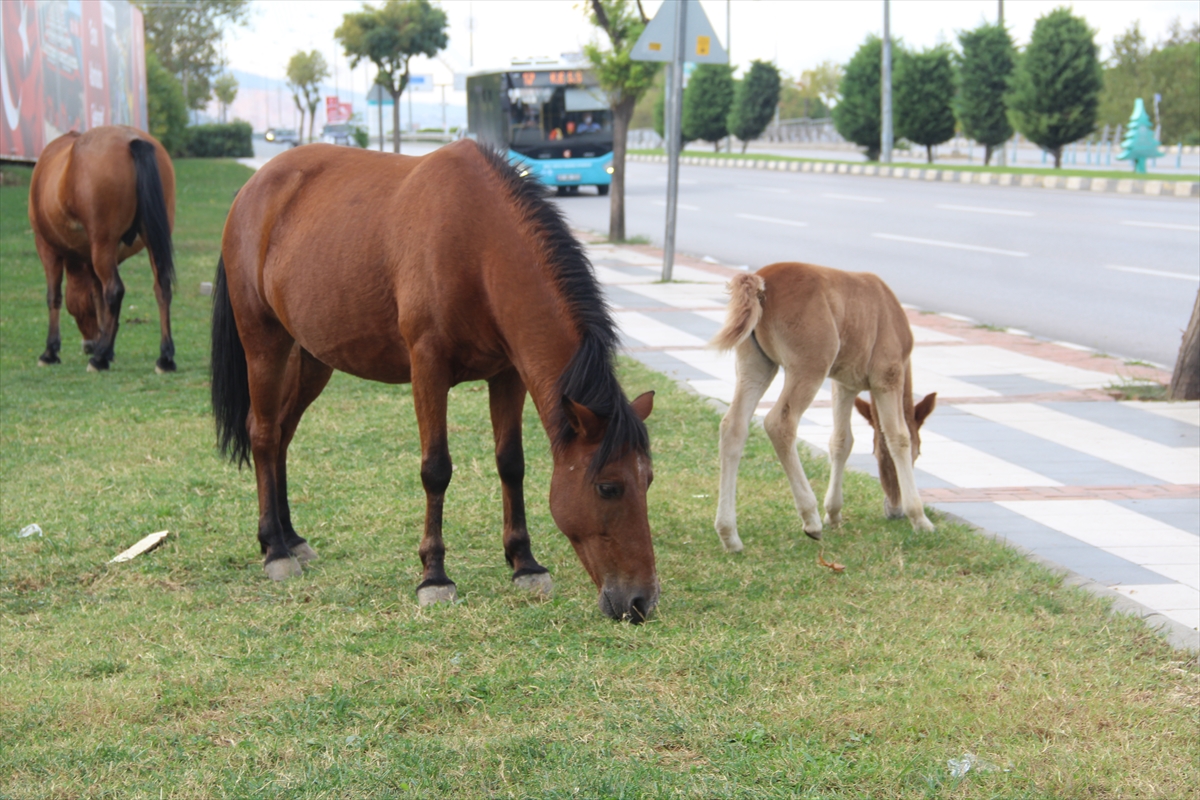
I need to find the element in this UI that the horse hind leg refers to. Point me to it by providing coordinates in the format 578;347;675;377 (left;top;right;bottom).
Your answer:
489;367;551;597
275;347;334;566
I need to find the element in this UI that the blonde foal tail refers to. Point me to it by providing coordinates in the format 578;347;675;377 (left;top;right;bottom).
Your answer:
710;272;765;351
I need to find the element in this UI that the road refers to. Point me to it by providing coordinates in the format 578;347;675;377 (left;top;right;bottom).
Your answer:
550;161;1200;367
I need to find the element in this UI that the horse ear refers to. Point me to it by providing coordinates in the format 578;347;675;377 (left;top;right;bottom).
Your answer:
562;396;605;443
854;397;875;427
914;392;937;426
630;391;654;421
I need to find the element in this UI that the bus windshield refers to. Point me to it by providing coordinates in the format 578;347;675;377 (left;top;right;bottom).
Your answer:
504;71;611;155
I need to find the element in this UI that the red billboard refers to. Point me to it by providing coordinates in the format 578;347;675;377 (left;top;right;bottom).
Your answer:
2;0;148;161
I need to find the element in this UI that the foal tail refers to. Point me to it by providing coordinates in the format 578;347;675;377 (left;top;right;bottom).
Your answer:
211;257;252;467
710;272;766;351
129;139;175;292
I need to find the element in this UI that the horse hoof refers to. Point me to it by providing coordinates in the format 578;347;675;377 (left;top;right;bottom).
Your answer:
289;542;318;564
155;359;177;374
513;571;553;597
264;556;302;581
86;362;102;373
417;584;457;607
805;528;822;541
720;534;744;553
824;512;842;527
37;357;58;367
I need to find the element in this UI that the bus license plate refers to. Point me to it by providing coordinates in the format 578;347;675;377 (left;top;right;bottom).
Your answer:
557;173;581;182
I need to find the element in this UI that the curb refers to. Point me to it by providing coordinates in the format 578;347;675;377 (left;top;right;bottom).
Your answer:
627;154;1200;198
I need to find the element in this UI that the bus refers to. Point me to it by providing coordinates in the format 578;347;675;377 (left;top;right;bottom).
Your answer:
467;57;613;195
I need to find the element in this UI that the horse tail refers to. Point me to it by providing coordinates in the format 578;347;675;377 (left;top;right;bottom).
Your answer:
211;256;251;467
129;138;175;292
710;272;766;351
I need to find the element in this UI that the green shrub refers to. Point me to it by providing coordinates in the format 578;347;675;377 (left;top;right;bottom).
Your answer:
352;126;370;148
182;121;253;158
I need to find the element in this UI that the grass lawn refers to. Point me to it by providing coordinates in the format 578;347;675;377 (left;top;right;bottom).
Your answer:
1;159;1197;799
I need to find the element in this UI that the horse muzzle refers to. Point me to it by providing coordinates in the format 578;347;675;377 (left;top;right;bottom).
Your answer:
599;578;660;623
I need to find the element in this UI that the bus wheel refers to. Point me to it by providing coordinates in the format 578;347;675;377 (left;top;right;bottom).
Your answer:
597;184;610;196
556;186;569;196
568;185;580;195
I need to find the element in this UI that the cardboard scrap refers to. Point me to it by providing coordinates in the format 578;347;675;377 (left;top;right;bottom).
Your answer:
818;552;845;573
109;530;169;563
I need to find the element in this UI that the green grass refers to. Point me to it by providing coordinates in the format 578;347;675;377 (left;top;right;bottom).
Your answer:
628;148;1199;182
2;159;1198;799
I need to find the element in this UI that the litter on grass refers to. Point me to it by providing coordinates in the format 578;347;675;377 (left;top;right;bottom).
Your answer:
109;530;169;563
17;524;43;538
948;753;1001;778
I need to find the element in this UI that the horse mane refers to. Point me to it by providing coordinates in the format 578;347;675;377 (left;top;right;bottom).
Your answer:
475;143;649;474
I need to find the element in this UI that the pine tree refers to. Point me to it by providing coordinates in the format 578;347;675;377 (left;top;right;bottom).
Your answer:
1006;8;1102;168
682;64;736;151
833;36;884;161
1117;98;1164;173
895;46;957;163
957;23;1015;165
728;61;781;153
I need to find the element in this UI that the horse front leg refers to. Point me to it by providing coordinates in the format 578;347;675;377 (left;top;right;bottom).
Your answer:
411;349;457;606
276;346;334;565
85;241;124;372
488;367;551;596
823;381;857;527
34;235;64;366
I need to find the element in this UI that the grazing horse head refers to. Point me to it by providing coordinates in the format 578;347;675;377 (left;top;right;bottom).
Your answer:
550;390;657;622
855;392;937;519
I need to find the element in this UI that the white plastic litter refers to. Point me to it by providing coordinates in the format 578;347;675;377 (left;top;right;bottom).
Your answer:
109;530;170;563
17;524;42;538
948;753;1000;778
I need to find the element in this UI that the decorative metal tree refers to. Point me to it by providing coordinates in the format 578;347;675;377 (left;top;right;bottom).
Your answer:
1116;98;1164;173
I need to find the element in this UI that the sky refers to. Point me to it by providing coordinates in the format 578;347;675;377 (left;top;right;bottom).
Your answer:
219;0;1199;130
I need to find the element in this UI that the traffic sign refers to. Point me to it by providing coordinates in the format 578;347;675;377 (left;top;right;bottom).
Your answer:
631;0;728;64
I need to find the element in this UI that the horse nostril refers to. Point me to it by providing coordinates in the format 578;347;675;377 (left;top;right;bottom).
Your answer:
628;596;648;624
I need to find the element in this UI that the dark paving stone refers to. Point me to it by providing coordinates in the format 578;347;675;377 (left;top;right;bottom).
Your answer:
604;285;664;310
628;350;715;381
641;310;722;341
1046;401;1200;449
958;374;1072;396
1111;498;1200;537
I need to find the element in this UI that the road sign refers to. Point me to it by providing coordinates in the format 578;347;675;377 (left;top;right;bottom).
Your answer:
407;74;435;92
631;0;728;64
367;85;394;106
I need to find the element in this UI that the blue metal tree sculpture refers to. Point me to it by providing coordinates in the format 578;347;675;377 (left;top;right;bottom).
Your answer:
1117;98;1164;174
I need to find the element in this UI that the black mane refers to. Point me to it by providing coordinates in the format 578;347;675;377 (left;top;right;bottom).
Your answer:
476;144;649;473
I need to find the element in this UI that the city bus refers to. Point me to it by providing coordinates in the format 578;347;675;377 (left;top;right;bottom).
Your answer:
466;57;613;195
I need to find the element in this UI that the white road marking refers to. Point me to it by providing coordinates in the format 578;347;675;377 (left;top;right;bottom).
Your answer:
1121;220;1200;232
735;213;808;227
936;203;1034;217
1107;265;1199;282
822;193;884;203
872;233;1028;257
652;200;700;210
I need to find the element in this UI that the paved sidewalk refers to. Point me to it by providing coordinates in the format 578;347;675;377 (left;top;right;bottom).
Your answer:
581;235;1199;652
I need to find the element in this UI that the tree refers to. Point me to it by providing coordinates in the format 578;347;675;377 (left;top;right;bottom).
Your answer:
1169;290;1200;401
798;61;842;113
146;51;188;156
833;36;885;161
728;60;781;152
957;22;1015;165
336;0;449;154
1099;20;1200;145
585;0;661;242
136;0;249;111
777;79;828;121
1007;8;1102;168
682;64;735;151
286;51;329;144
894;45;957;163
214;73;238;123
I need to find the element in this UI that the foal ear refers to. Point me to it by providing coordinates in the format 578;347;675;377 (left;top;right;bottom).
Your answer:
914;392;937;427
630;391;654;421
854;397;875;427
562;396;606;443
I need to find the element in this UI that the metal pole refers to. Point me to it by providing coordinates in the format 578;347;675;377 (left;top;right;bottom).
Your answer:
880;0;892;164
662;0;688;282
995;1;1007;167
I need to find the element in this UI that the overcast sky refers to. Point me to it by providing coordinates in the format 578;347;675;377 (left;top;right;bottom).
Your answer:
224;0;1199;103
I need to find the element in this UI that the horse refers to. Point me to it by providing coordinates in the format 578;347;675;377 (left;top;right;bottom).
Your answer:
27;126;176;372
210;140;659;622
710;263;937;552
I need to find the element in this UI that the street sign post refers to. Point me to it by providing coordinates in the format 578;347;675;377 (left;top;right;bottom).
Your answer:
632;0;728;281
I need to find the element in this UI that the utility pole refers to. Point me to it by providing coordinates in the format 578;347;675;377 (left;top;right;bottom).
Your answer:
880;0;893;164
662;0;688;281
996;0;1007;166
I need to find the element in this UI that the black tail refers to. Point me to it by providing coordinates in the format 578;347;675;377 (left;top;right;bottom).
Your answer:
211;257;251;467
128;138;175;293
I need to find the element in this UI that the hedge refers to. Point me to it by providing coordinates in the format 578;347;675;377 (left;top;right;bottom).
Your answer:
182;122;253;158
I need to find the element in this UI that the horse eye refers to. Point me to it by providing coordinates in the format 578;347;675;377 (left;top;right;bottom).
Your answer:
595;483;623;500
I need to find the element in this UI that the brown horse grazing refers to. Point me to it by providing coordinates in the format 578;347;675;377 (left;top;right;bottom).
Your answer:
211;140;659;622
28;126;176;372
710;263;937;551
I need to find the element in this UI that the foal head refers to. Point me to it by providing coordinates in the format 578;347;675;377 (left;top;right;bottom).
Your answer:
549;391;658;623
854;393;937;518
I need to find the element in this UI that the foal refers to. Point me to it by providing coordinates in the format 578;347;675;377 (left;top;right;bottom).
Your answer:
710;262;937;552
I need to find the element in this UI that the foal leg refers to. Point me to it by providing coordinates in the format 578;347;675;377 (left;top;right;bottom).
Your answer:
714;338;778;552
150;254;176;374
871;388;934;533
763;368;826;540
34;235;65;366
410;347;457;606
275;346;334;565
85;240;124;371
489;367;551;596
823;381;857;526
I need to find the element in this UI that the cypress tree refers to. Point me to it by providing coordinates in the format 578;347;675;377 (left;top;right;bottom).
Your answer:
957;23;1015;165
728;60;781;153
833;36;884;161
682;64;736;151
1007;8;1102;168
895;46;957;163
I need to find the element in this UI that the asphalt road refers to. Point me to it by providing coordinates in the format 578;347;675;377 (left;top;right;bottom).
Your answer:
550;162;1200;367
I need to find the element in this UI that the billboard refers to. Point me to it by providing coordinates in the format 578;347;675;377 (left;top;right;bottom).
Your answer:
2;0;148;161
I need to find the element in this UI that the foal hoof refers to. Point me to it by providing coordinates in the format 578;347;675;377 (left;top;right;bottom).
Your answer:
805;528;822;541
289;542;318;564
264;556;303;581
417;583;458;607
513;571;553;597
